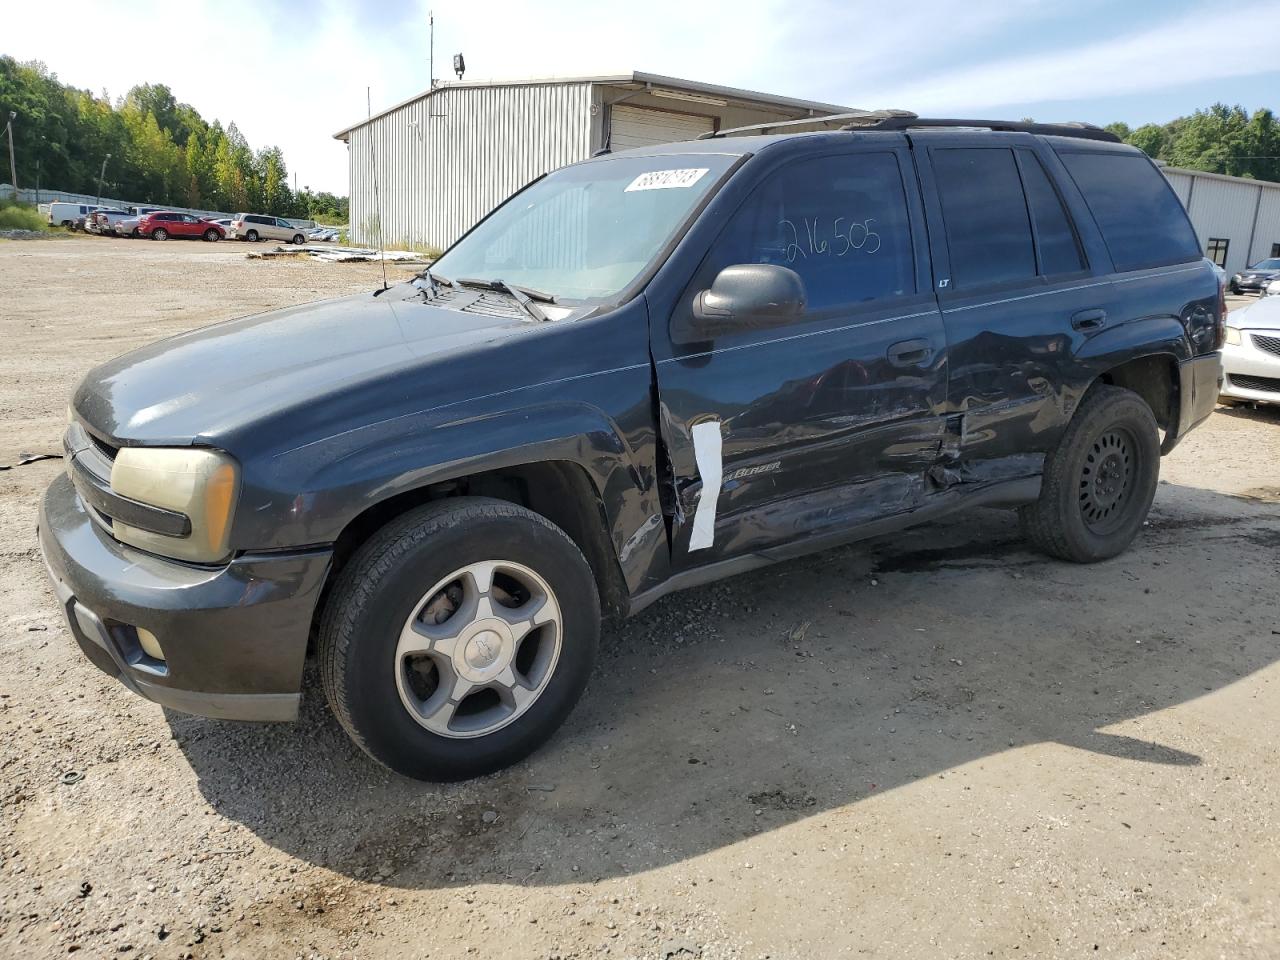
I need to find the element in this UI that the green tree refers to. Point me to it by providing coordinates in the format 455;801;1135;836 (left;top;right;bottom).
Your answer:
0;55;343;216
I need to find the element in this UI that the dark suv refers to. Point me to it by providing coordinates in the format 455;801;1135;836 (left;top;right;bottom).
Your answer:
40;113;1223;781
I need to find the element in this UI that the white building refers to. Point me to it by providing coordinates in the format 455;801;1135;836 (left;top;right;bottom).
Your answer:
1161;167;1280;275
333;72;850;250
334;73;1280;272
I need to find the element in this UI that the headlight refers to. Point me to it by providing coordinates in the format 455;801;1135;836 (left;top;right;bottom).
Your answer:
109;448;240;563
1224;325;1241;346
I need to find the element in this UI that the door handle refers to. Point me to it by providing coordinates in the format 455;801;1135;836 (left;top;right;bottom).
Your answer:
1071;308;1107;331
887;338;932;368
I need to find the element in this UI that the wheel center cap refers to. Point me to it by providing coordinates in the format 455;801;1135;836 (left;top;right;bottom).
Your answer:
466;630;503;669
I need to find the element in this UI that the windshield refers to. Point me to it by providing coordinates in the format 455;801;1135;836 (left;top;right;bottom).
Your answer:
431;153;737;301
1250;259;1280;270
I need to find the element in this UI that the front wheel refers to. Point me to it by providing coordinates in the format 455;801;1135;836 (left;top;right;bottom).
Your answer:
1019;384;1160;563
319;498;600;781
204;228;220;242
291;233;305;245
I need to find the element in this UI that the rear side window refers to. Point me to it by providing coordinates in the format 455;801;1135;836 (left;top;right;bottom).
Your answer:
1058;151;1200;272
704;151;917;311
932;148;1036;289
1016;149;1085;275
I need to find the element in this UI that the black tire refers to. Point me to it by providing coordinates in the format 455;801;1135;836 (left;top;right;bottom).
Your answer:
152;227;168;241
319;497;600;781
1228;281;1239;295
1019;384;1160;563
291;233;305;245
246;229;259;242
204;228;220;242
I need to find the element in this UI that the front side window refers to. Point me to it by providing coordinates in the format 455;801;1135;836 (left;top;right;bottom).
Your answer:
932;147;1036;290
1058;150;1200;272
699;151;916;311
431;154;737;302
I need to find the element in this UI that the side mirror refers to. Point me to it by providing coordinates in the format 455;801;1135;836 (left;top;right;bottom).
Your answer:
677;264;806;343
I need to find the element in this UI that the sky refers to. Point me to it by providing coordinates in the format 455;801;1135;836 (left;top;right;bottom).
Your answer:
7;0;1279;196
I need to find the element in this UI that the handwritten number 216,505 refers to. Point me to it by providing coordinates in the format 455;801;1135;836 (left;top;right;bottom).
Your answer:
781;217;880;262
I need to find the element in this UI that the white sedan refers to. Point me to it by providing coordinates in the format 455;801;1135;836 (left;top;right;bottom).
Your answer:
1221;295;1280;406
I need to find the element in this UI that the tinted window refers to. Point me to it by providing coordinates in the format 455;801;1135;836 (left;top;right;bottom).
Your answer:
704;152;916;311
1059;151;1200;272
277;218;291;228
1016;149;1084;275
932;148;1035;289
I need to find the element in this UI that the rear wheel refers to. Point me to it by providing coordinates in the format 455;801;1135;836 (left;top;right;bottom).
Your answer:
151;227;168;241
245;229;259;242
1019;384;1160;563
319;498;600;781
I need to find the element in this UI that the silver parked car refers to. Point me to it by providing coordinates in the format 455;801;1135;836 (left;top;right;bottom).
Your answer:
1221;295;1280;405
226;213;307;244
112;216;142;238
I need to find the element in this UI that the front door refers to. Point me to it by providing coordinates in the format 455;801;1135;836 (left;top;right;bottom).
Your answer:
652;141;948;567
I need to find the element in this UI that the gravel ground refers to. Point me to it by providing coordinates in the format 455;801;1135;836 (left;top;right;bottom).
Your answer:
1;236;1279;960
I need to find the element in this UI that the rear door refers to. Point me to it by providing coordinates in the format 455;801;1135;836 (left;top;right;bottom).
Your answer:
917;134;1101;473
653;140;948;566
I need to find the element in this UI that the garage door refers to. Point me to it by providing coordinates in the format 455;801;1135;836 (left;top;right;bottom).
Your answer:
609;104;716;151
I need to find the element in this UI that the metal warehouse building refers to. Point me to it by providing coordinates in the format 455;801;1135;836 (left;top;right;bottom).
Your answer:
335;72;1280;273
1161;167;1280;275
334;72;849;249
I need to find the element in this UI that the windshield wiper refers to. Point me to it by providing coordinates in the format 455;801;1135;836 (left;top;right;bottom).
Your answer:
455;277;556;321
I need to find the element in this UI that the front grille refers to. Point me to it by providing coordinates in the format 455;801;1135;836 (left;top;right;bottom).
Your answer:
1251;333;1280;358
88;432;119;462
1228;373;1280;394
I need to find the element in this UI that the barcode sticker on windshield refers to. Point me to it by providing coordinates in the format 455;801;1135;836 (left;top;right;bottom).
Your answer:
625;168;710;192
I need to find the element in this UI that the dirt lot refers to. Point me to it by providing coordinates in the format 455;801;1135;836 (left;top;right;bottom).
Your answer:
1;236;1278;960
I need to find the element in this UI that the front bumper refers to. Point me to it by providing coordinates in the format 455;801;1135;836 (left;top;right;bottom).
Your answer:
1221;332;1280;404
38;473;332;722
1232;276;1275;293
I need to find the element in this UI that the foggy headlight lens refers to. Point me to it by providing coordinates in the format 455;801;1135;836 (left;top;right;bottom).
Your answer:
1224;326;1241;346
109;448;240;563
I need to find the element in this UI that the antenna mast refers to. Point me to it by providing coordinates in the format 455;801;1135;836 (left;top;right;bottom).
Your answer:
429;11;435;89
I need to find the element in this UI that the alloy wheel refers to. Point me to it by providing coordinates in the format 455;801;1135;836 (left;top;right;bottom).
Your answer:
394;560;563;738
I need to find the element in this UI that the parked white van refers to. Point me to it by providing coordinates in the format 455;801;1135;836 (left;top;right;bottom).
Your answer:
46;202;101;228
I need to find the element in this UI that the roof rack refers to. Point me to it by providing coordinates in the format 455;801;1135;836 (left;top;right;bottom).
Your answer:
701;110;1121;144
697;109;915;139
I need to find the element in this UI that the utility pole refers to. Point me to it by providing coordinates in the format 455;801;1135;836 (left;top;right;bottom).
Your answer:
5;112;16;195
429;11;435;89
35;158;40;204
96;153;111;207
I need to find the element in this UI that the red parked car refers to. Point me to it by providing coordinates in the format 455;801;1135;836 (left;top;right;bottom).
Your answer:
138;211;225;242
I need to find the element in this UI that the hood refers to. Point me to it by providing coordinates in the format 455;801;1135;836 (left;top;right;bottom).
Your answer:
74;284;535;447
1232;295;1280;332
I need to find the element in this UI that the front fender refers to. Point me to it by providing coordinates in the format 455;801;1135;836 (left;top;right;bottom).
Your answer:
233;392;656;556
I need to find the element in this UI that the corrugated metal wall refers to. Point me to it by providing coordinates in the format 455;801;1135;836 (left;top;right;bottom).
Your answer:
1252;188;1280;263
1161;168;1280;273
347;82;594;249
